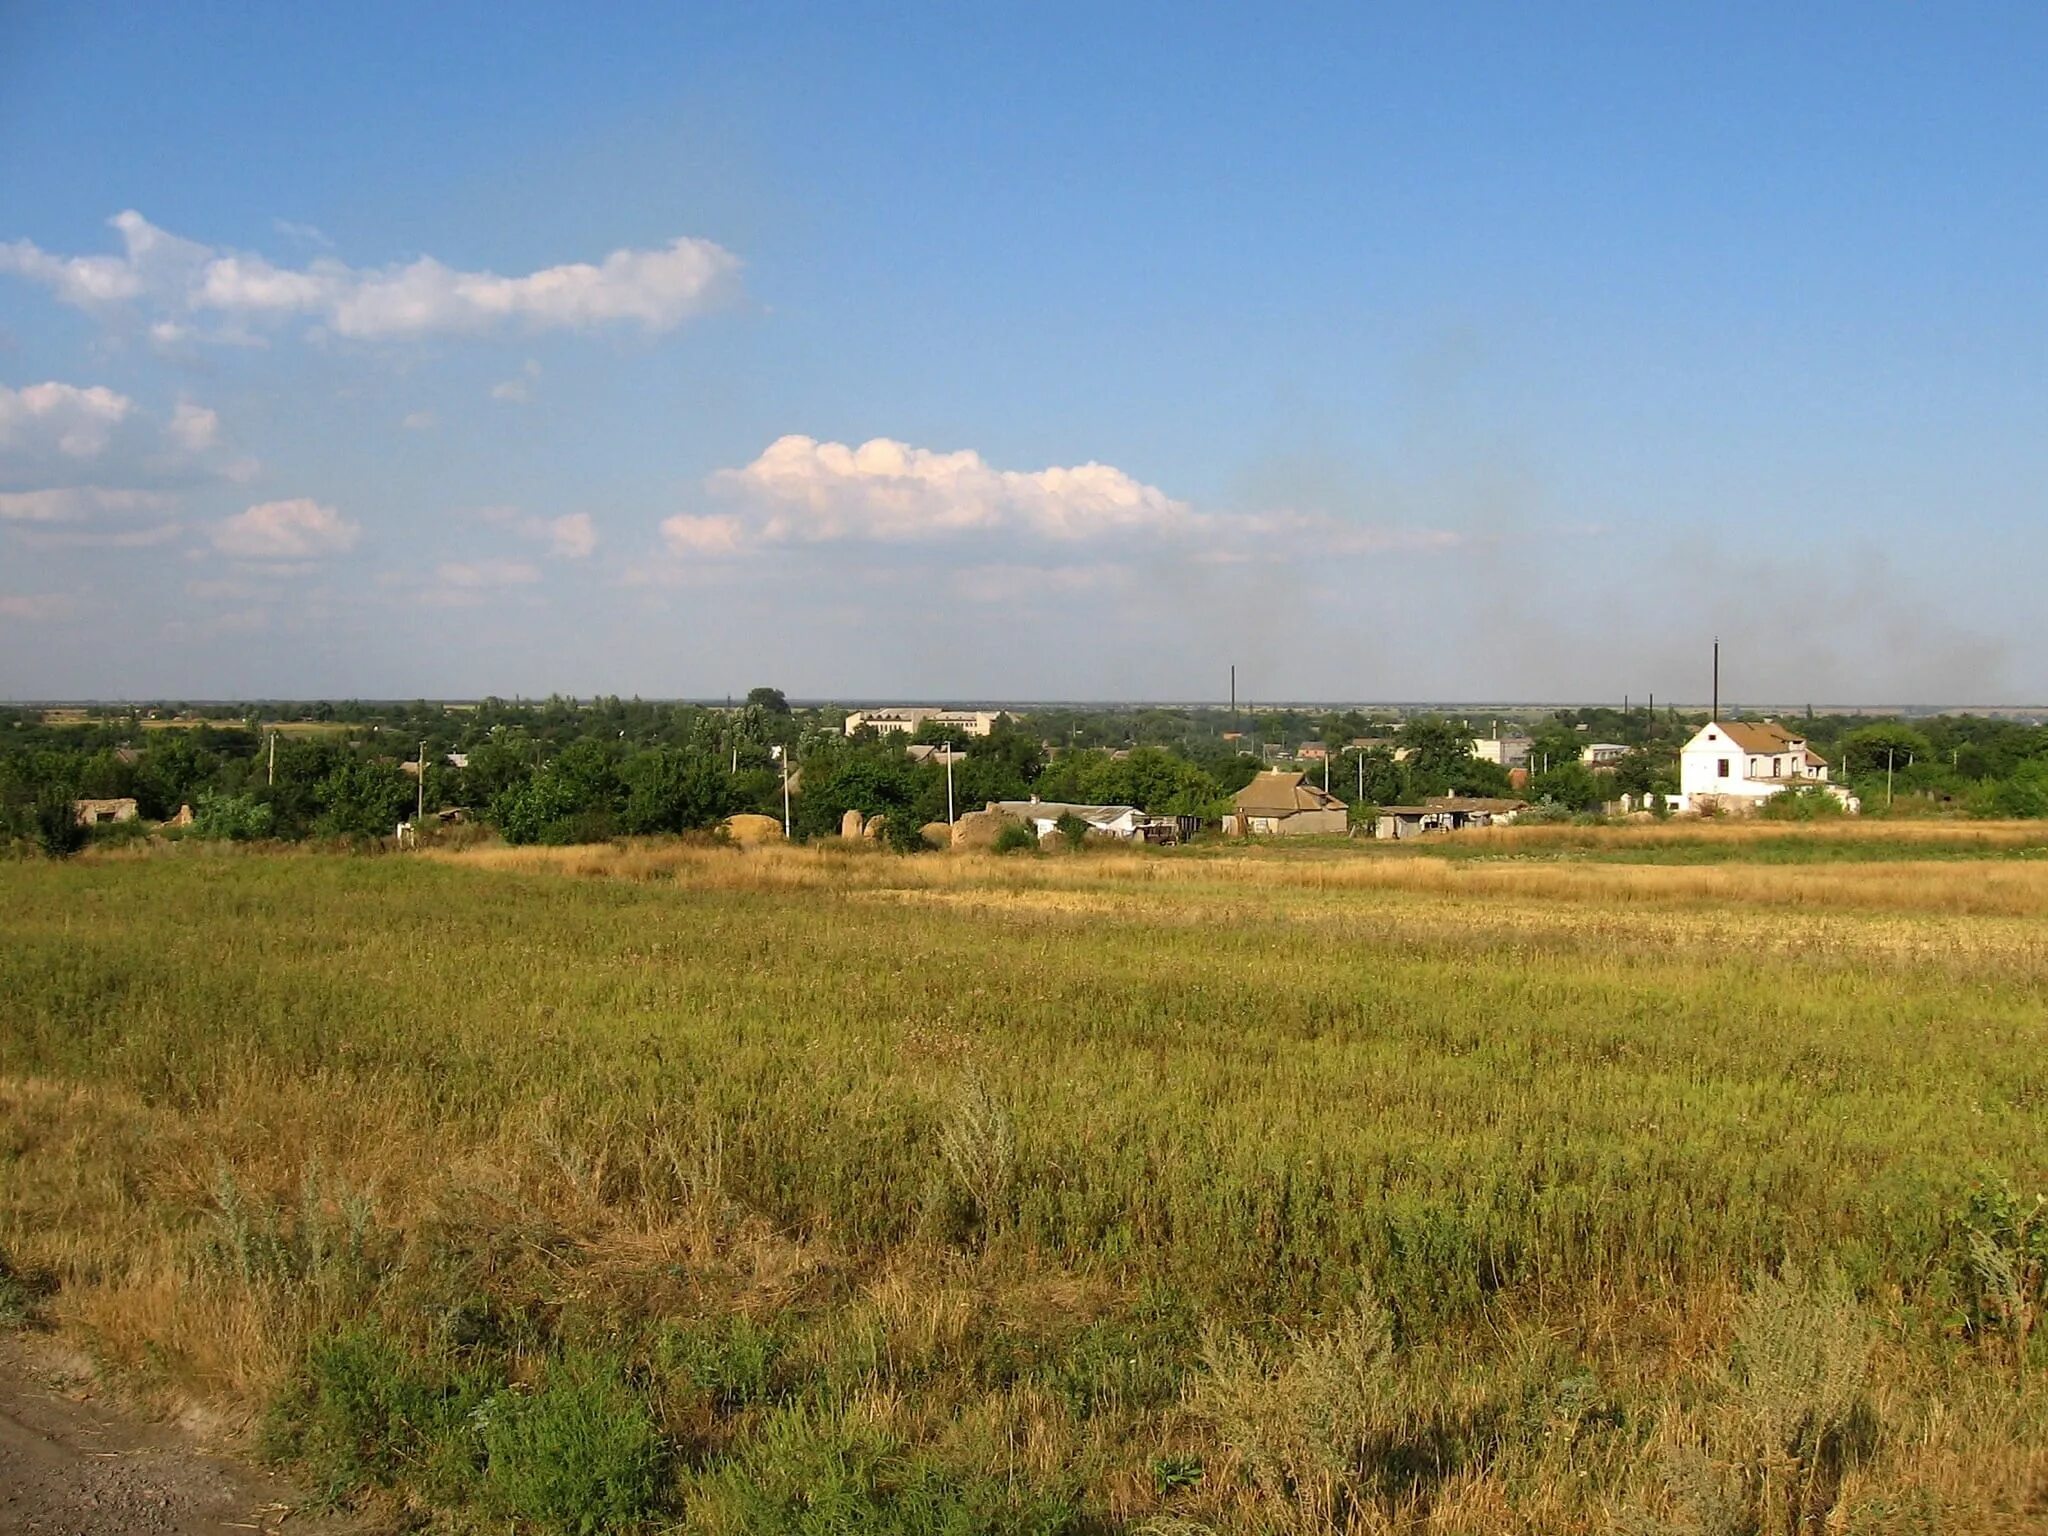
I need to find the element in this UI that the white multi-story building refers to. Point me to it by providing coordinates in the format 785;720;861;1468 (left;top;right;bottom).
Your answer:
843;707;1001;738
1675;720;1857;813
1471;736;1532;767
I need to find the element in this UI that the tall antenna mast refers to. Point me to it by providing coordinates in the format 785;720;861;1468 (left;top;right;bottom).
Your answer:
1712;638;1720;721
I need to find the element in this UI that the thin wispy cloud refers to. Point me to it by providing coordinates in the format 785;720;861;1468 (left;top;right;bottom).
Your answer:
0;211;742;343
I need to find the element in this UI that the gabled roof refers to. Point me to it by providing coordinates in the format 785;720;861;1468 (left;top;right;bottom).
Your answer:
1233;770;1346;814
1695;718;1820;757
1422;796;1531;813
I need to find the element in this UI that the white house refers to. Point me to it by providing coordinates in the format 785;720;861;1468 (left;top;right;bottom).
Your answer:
844;708;1000;738
1471;736;1532;767
1580;742;1630;767
987;799;1178;843
1676;720;1857;813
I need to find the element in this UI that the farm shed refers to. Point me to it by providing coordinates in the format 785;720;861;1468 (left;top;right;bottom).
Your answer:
73;797;139;826
1226;771;1349;836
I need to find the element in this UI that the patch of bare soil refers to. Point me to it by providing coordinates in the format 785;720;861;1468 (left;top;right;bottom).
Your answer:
0;1336;358;1536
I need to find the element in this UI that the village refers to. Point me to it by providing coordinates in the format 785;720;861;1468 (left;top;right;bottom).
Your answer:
14;688;1934;857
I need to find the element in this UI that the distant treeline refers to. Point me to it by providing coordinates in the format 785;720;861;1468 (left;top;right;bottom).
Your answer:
4;694;2046;853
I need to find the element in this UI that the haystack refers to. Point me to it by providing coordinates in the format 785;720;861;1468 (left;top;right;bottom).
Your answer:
861;813;888;841
919;821;952;849
950;807;1019;849
722;813;784;845
840;808;866;839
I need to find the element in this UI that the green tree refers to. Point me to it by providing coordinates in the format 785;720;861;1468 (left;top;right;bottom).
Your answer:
33;792;87;858
746;686;791;715
620;750;735;834
1397;716;1475;784
315;759;415;838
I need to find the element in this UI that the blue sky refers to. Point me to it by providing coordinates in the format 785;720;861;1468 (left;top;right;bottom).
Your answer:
2;3;2042;703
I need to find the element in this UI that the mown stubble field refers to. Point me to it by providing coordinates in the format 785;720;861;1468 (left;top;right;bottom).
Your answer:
3;824;2046;1533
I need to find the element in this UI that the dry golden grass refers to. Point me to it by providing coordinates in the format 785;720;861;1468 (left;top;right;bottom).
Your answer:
7;823;2048;1533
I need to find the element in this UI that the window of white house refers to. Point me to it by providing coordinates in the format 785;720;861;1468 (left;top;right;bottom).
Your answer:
1717;759;1730;777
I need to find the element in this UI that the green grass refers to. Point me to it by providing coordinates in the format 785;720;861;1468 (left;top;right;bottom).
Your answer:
3;840;2047;1532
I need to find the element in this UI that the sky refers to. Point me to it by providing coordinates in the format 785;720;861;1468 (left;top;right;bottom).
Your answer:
2;3;2044;704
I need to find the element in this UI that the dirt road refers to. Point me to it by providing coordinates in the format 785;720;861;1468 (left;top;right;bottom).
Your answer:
0;1336;355;1536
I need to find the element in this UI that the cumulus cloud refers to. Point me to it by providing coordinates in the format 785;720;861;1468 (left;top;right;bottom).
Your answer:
1;210;741;342
715;435;1194;544
210;498;360;560
659;512;748;556
680;435;1466;565
167;399;220;452
401;410;436;431
540;512;596;559
476;505;597;559
0;381;133;459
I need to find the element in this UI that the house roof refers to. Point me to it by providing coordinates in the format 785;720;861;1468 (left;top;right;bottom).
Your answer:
1422;796;1530;813
989;800;1144;826
1706;719;1826;762
1233;770;1346;814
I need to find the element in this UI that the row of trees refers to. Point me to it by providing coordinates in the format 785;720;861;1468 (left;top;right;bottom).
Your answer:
8;698;2048;853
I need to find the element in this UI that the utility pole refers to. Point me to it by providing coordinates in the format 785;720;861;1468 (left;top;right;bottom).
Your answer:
1712;637;1720;722
946;738;957;826
1357;749;1364;803
267;730;276;787
1886;749;1896;808
781;746;791;839
416;739;425;826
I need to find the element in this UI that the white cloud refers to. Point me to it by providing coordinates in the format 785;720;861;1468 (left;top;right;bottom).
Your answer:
689;434;1471;567
0;592;79;622
475;504;597;559
13;521;183;550
210;498;360;560
540;512;596;559
168;399;220;452
0;487;176;523
401;410;437;431
435;558;540;589
715;435;1195;545
660;512;747;556
0;381;133;459
490;360;541;403
2;210;741;341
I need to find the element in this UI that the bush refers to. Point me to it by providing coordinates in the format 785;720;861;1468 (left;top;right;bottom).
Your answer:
1760;785;1846;821
32;794;85;858
1052;812;1090;850
479;1351;667;1535
266;1327;495;1505
191;790;275;841
992;822;1037;855
681;1404;1078;1536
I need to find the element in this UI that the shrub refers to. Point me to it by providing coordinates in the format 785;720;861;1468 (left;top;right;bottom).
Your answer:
1723;1266;1877;1533
658;1314;788;1410
31;794;85;858
190;789;274;841
1053;811;1090;850
1760;785;1847;821
680;1404;1078;1536
479;1351;668;1535
992;821;1037;855
266;1327;495;1504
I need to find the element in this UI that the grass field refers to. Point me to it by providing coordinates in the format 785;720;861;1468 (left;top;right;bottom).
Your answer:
3;826;2047;1533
